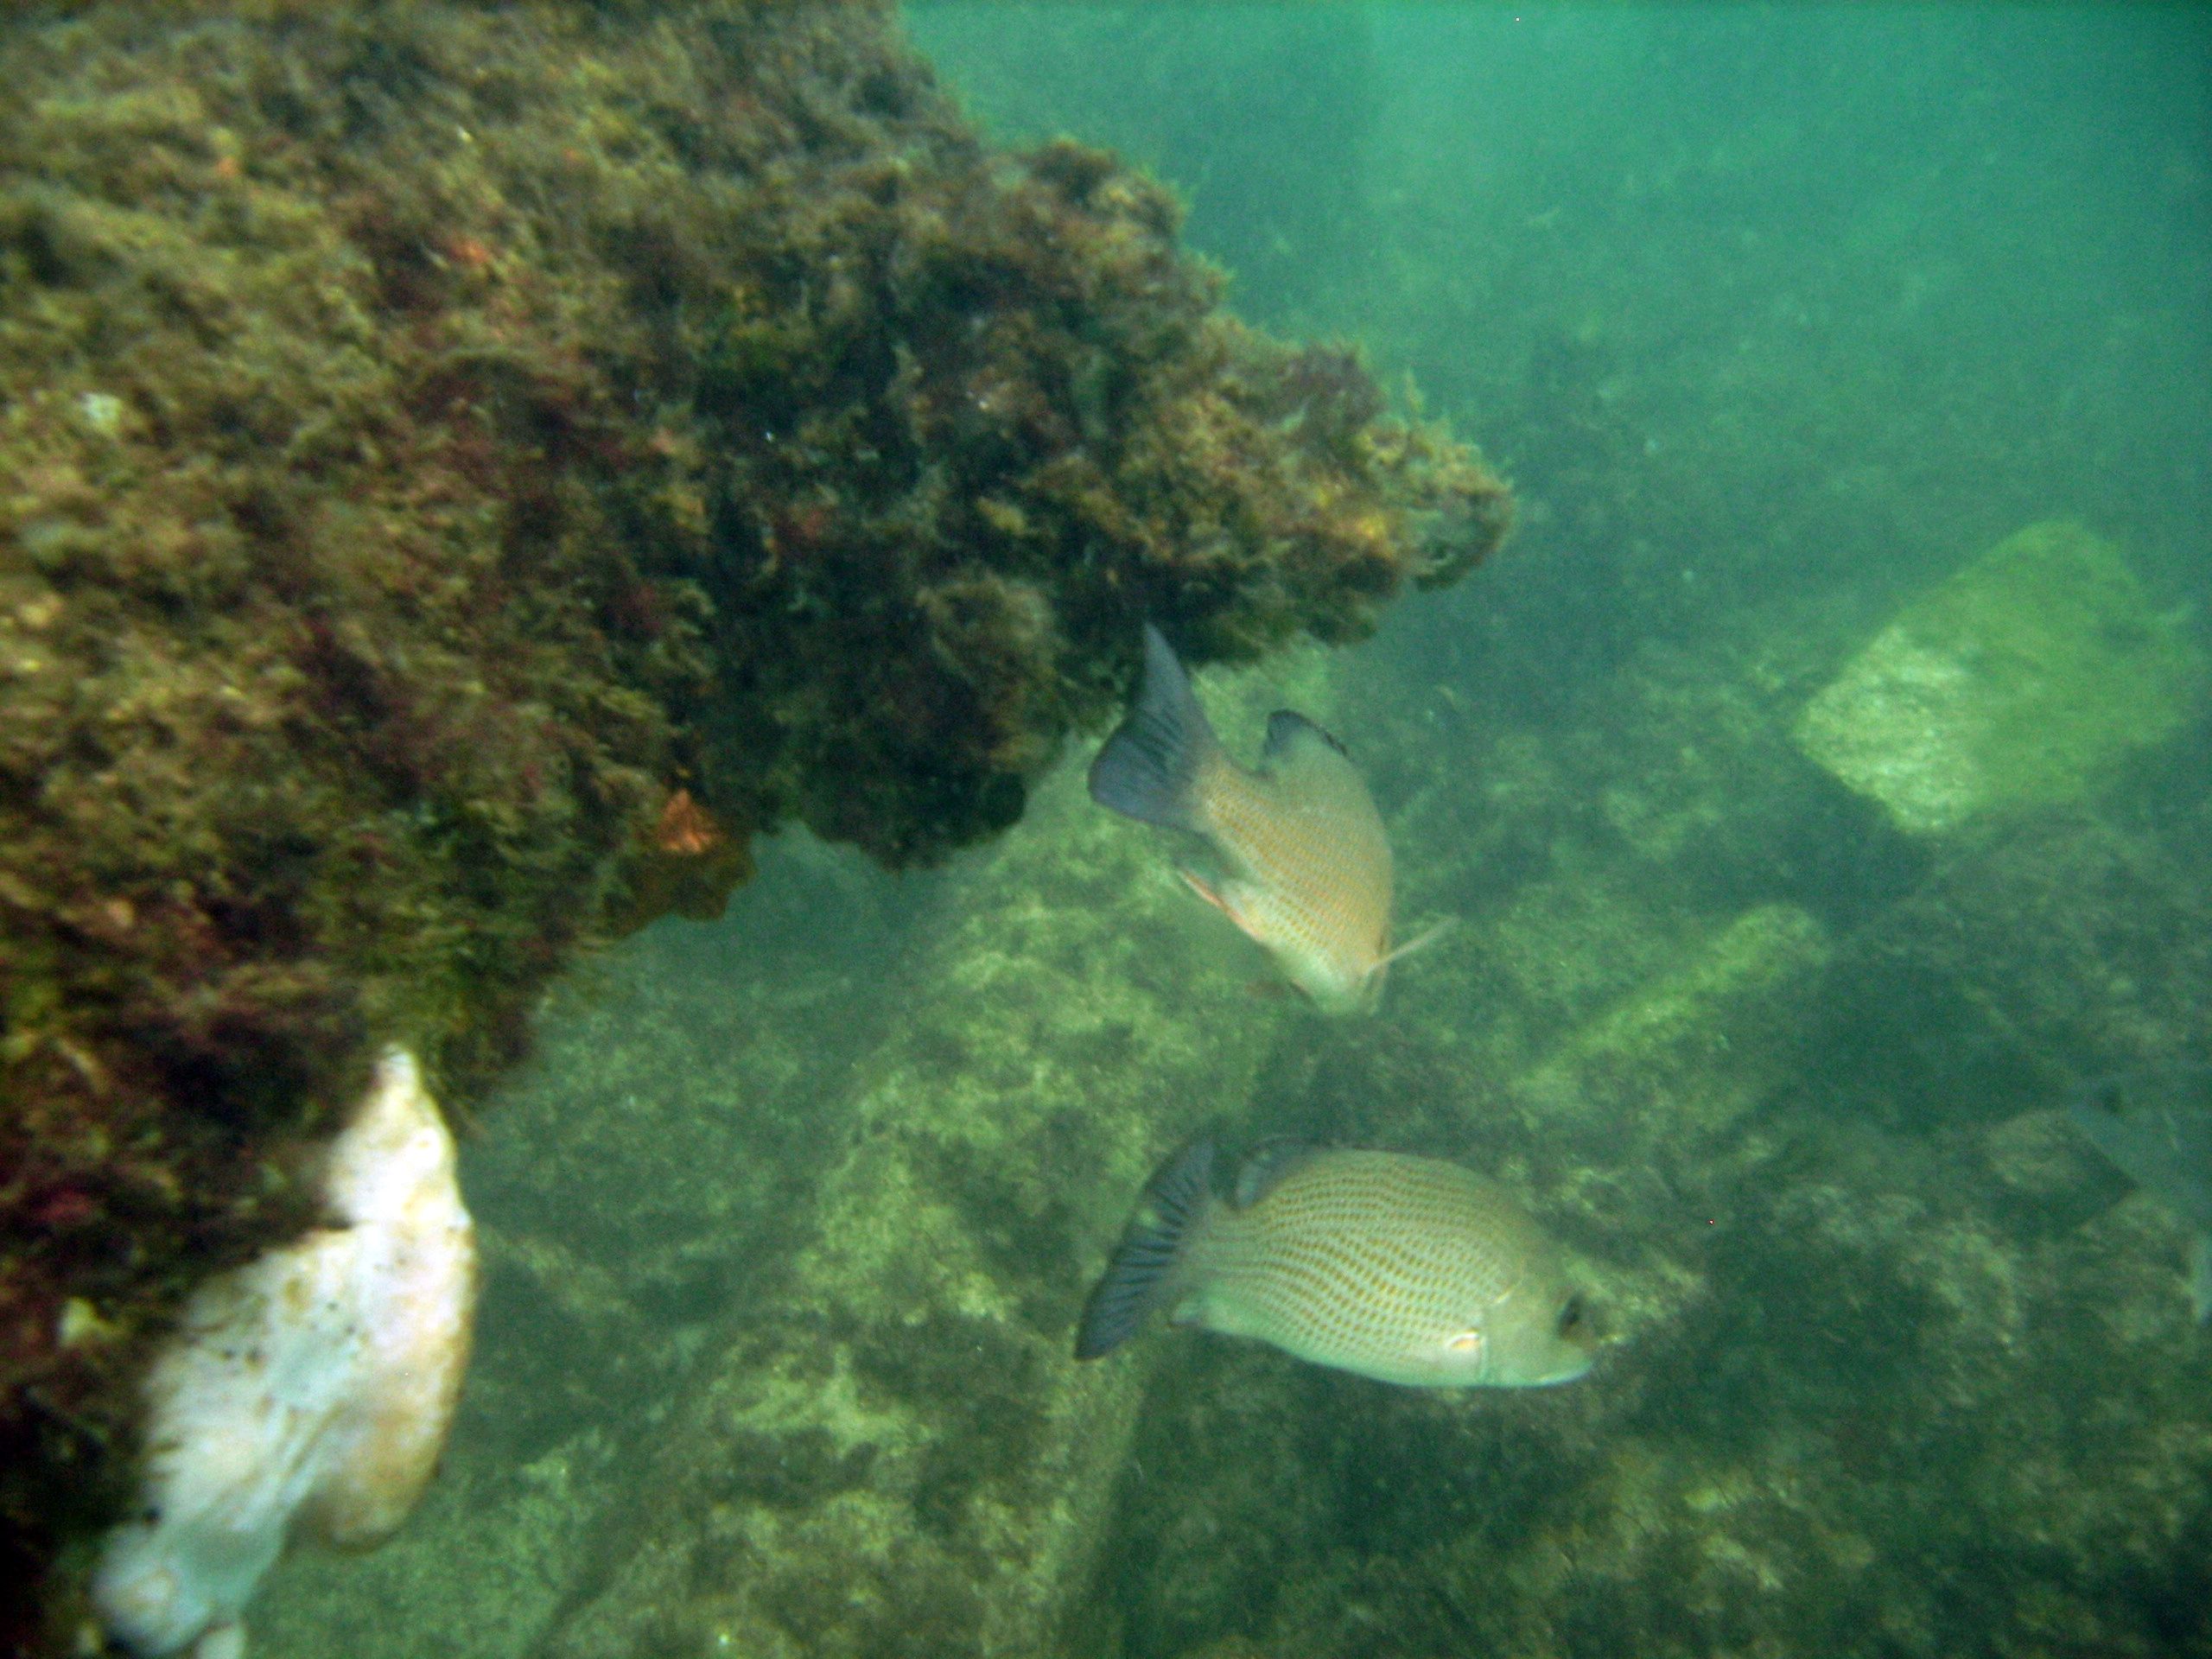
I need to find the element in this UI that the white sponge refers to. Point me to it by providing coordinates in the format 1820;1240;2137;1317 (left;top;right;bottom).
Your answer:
95;1049;478;1658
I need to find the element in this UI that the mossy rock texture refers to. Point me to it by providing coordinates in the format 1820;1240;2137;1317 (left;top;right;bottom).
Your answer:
538;721;1305;1659
0;1;1505;1637
1078;626;2211;1659
1795;520;2202;836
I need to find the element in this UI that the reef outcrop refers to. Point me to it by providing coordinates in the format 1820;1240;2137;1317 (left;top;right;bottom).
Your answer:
539;736;1303;1659
0;1;1506;1638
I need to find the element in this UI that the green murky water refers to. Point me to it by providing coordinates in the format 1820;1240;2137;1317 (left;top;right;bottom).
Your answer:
254;6;2210;1656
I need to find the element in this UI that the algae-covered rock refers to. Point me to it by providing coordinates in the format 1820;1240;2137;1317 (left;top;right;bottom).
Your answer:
1510;901;1832;1151
0;1;1505;1626
1094;810;2212;1659
539;690;1307;1659
1079;601;2211;1659
245;826;933;1659
1084;889;1830;1659
1796;521;2202;835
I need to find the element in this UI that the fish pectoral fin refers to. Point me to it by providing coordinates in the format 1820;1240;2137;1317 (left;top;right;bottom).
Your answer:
1179;871;1267;944
1373;915;1458;973
1166;1292;1207;1329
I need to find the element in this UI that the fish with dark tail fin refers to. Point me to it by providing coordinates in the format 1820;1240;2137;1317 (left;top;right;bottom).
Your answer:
1089;626;1446;1014
2068;1064;2212;1323
1077;1140;1595;1389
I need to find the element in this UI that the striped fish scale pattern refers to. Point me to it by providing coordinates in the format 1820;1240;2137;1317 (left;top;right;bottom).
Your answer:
1082;632;1592;1389
1199;739;1392;994
1087;626;1406;1013
1192;1152;1537;1383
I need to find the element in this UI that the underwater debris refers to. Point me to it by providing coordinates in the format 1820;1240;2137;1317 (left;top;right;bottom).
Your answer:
92;1049;474;1659
0;0;1506;1638
534;760;1307;1659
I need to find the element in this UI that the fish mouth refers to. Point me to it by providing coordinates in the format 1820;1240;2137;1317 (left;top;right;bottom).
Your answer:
1509;1344;1596;1388
1546;1346;1598;1384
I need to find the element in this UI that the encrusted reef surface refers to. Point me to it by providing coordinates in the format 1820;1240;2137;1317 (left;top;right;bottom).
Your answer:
1796;520;2202;837
532;663;1321;1659
1063;593;2211;1659
248;830;939;1659
225;599;2208;1659
0;0;1504;1633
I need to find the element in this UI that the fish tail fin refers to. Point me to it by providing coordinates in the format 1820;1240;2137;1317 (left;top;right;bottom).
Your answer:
1089;625;1221;833
1076;1138;1216;1360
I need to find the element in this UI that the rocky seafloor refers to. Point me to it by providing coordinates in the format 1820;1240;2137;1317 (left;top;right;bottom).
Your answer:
250;581;2209;1657
13;3;2206;1655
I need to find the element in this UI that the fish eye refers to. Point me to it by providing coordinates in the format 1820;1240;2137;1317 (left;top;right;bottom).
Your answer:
1555;1295;1586;1339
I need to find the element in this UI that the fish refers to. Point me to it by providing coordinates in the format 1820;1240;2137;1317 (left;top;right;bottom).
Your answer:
2067;1063;2212;1323
1076;1139;1596;1389
1088;625;1445;1014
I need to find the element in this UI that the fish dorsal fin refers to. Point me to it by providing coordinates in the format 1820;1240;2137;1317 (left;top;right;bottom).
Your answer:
1234;1137;1321;1211
1262;709;1349;765
1256;711;1377;830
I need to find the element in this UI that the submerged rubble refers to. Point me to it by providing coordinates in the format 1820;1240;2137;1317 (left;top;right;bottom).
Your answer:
1795;520;2202;836
1065;617;2211;1659
542;752;1299;1659
237;617;2210;1659
0;1;1504;1638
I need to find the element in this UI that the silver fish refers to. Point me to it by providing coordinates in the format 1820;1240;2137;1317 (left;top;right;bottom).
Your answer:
1088;626;1446;1014
1077;1140;1596;1388
2069;1063;2212;1322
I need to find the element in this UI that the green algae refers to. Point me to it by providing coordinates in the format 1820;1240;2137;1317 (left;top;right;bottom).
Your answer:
16;8;2205;1658
246;824;932;1659
252;1427;620;1659
0;2;1504;1621
235;649;1352;1659
1086;883;1835;1657
220;601;2212;1659
1510;901;1833;1148
1796;521;2203;836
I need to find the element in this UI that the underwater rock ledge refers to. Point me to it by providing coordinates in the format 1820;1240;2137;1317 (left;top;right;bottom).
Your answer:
0;0;1507;1638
